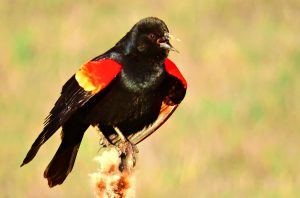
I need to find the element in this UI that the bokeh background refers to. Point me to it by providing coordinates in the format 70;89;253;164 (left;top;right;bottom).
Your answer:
1;0;300;197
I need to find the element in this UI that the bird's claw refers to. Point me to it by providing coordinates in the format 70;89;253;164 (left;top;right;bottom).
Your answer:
118;141;138;172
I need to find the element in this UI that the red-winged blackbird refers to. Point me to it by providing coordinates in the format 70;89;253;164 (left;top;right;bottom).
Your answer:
21;17;187;187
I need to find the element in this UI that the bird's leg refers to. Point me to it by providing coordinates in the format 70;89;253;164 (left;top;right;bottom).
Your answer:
95;125;113;153
113;127;139;172
113;127;126;142
113;127;139;153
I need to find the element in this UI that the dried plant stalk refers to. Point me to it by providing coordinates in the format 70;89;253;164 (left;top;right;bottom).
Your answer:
90;142;137;198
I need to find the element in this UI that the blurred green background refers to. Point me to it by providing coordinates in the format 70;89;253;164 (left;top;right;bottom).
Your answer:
1;0;300;197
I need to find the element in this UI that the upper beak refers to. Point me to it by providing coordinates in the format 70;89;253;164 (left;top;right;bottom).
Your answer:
164;32;181;41
158;33;180;53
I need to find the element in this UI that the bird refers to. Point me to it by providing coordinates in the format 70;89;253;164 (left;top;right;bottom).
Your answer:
21;17;187;187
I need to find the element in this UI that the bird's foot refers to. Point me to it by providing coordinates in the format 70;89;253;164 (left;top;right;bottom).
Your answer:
96;135;113;154
118;141;138;172
112;127;139;171
99;135;111;148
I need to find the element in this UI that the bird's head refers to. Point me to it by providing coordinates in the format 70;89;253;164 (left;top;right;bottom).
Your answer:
120;17;178;61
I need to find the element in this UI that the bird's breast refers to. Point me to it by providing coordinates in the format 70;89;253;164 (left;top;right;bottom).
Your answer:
85;63;166;127
119;64;165;93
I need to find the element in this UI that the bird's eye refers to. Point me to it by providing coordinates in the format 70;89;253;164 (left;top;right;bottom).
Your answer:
148;33;156;40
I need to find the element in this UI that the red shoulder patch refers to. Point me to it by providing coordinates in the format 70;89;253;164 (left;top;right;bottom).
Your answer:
75;59;122;94
164;58;187;89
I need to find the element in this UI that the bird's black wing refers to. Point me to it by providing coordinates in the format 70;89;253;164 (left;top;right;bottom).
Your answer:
21;59;122;166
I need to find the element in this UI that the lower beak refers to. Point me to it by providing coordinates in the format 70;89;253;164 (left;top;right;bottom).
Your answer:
158;32;180;53
159;42;179;53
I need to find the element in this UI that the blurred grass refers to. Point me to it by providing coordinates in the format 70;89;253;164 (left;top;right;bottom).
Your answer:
0;0;300;197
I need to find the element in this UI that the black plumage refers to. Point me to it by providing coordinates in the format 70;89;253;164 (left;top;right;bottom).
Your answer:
21;17;187;187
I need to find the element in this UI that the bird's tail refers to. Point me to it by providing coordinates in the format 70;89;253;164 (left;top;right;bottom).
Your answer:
43;138;82;187
43;119;88;187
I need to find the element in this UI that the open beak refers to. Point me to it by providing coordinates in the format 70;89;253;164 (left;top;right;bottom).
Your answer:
158;33;180;53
